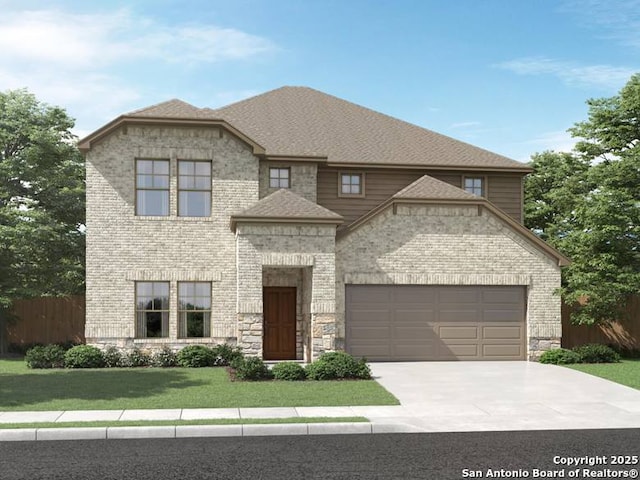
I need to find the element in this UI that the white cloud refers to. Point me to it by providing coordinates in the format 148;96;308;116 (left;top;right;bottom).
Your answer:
0;9;276;69
496;56;637;90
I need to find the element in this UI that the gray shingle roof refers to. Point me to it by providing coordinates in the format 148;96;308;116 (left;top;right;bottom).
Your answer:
233;189;343;220
393;175;479;201
209;86;528;170
127;99;212;119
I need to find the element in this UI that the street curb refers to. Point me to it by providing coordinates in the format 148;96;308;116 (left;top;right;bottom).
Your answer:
0;422;423;442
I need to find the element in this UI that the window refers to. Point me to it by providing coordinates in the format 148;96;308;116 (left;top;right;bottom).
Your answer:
339;172;364;196
178;282;211;338
135;282;169;338
179;160;211;217
464;177;484;196
269;167;290;188
136;160;169;216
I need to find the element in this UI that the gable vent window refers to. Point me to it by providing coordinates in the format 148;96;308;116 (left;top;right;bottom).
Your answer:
464;177;484;197
136;159;169;216
269;167;290;188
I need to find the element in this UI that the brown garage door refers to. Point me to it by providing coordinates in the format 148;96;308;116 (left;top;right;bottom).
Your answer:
345;285;526;361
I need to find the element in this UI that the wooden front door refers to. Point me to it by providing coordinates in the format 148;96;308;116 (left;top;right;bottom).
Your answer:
263;287;297;360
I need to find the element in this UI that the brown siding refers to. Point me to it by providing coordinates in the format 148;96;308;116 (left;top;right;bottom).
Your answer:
317;167;524;226
487;175;522;222
6;296;85;348
562;296;640;350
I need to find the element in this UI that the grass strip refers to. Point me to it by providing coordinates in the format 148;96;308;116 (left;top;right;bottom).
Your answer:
566;359;640;390
0;416;369;429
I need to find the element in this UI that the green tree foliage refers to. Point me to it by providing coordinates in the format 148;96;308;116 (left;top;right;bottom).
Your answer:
0;89;85;316
525;74;640;325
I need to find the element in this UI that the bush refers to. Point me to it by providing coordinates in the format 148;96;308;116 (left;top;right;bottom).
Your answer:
25;344;66;369
176;345;215;367
103;346;124;367
153;346;178;367
211;344;244;366
573;344;621;363
272;361;306;381
126;347;152;367
64;345;105;369
305;351;371;380
232;356;273;381
539;348;581;365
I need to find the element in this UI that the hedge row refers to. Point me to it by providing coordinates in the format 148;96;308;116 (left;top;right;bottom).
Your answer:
539;344;621;365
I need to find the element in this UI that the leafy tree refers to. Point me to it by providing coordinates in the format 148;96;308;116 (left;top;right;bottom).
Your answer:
0;89;85;331
525;74;640;325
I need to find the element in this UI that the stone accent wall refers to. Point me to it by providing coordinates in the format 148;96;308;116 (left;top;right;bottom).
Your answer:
235;223;337;360
259;162;318;202
85;125;259;348
336;204;562;360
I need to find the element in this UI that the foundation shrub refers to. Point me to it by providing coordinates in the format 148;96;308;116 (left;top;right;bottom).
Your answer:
272;361;306;381
25;344;66;369
64;345;105;369
176;345;215;367
539;348;581;365
573;344;621;363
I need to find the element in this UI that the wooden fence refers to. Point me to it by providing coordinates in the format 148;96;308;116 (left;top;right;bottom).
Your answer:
4;295;85;350
562;296;640;350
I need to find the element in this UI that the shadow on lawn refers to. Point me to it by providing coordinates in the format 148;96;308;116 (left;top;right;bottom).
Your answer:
0;368;206;408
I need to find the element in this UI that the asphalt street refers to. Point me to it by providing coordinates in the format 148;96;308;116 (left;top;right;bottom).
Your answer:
2;429;639;480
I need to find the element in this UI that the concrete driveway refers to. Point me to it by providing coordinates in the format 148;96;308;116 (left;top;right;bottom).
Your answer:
355;362;640;432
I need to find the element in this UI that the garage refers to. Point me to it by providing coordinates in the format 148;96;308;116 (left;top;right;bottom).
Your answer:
345;285;526;361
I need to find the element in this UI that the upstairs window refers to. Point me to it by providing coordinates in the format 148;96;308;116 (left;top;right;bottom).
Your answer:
179;160;211;217
178;282;211;338
135;282;169;338
339;172;364;197
269;167;290;188
136;159;169;216
464;177;484;197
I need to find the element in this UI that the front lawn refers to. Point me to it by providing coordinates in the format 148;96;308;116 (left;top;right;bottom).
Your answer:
566;359;640;390
0;358;398;411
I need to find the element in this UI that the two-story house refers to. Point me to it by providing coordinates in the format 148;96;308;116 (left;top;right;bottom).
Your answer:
79;86;568;362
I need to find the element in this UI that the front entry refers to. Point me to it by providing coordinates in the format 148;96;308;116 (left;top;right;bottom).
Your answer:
263;287;297;360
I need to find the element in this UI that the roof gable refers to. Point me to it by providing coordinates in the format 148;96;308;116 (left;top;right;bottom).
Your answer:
393;175;478;201
127;99;212;119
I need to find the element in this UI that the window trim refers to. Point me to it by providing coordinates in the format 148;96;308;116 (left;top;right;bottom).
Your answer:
177;159;212;217
462;175;487;197
135;281;170;338
135;158;170;216
337;171;366;198
178;281;212;338
269;166;291;189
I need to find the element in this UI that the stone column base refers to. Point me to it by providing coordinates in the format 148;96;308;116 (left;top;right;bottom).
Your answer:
311;313;336;360
528;337;561;361
237;313;263;357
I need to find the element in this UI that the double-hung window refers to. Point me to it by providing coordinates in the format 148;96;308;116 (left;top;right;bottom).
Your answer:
178;282;211;338
135;282;169;338
339;172;364;196
136;160;169;216
178;160;211;217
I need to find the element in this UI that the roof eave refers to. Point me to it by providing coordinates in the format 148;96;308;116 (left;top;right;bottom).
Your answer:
325;161;533;173
230;216;344;232
78;116;266;155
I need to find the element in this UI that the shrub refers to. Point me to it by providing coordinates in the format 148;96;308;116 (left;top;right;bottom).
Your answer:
573;344;621;364
211;343;244;366
127;347;152;367
539;348;581;365
64;345;105;369
25;344;66;369
153;346;178;367
272;361;306;381
103;346;124;367
176;345;215;367
305;351;372;380
233;356;273;381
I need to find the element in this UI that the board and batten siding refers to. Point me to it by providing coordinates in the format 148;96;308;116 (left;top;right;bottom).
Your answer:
316;167;524;226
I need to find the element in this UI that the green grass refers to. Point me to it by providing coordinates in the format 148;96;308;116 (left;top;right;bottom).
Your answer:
567;359;640;390
0;358;398;411
0;417;368;429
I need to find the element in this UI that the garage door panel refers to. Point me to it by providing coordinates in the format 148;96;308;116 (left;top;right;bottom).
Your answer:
346;285;526;361
438;325;479;340
483;326;522;339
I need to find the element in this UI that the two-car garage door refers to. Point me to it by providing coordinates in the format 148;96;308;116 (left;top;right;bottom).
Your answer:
345;285;526;361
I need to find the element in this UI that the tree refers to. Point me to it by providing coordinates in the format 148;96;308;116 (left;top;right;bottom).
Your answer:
0;89;84;325
525;74;640;324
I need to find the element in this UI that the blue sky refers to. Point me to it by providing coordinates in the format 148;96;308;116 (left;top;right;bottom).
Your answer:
1;0;638;162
